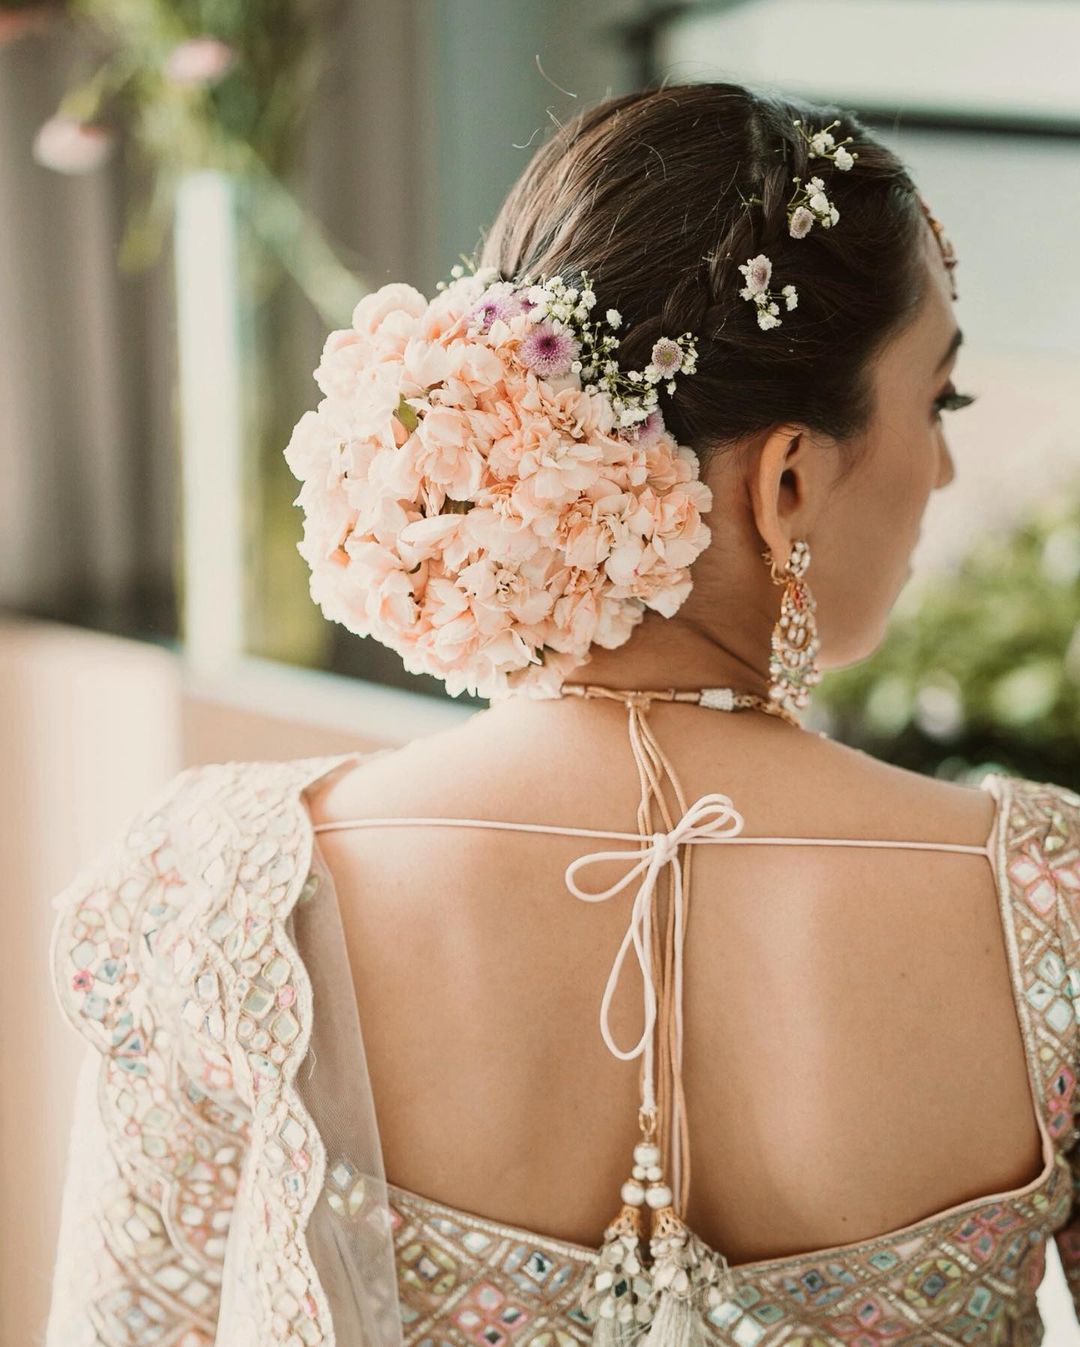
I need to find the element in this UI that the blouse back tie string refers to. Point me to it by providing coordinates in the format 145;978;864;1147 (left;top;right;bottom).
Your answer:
557;683;745;1339
560;687;745;1219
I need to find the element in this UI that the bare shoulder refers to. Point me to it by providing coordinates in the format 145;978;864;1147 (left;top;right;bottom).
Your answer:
796;730;1000;847
310;701;1000;852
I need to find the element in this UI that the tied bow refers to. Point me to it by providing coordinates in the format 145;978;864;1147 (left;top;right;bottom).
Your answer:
563;792;745;1077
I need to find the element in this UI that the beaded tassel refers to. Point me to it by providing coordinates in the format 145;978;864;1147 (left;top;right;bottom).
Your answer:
578;1142;655;1342
638;1125;735;1347
580;1133;738;1345
642;1204;736;1346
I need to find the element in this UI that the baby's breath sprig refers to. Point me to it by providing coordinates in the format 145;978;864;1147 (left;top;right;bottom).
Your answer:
434;253;498;291
785;174;839;238
737;254;797;331
786;119;856;239
792;118;858;171
734;119;859;331
506;268;698;432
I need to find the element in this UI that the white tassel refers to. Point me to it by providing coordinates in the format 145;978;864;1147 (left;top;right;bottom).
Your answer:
641;1206;736;1347
579;1202;655;1344
639;1291;703;1347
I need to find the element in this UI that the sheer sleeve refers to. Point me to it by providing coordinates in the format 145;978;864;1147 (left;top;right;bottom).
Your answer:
45;766;251;1347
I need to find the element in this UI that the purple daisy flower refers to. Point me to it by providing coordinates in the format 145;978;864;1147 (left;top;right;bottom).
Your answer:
467;283;522;330
517;320;580;378
619;407;665;445
637;408;666;443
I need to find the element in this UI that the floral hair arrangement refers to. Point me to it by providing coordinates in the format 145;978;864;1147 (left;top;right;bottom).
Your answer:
283;117;954;704
737;117;860;330
284;262;713;701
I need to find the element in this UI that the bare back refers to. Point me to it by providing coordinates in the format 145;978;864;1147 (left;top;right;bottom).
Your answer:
306;697;1041;1267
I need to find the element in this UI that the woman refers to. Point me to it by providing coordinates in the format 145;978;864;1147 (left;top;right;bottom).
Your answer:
46;82;1080;1346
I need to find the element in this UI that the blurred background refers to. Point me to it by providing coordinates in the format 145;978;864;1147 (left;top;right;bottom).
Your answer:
2;1;1078;1342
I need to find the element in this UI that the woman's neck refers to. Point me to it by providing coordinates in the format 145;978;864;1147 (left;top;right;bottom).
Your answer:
535;612;774;700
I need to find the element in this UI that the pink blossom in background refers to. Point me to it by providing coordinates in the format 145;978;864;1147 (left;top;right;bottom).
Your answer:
163;35;236;87
32;116;115;174
0;3;56;46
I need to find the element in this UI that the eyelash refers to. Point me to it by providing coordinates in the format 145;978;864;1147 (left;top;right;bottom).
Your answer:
932;384;978;420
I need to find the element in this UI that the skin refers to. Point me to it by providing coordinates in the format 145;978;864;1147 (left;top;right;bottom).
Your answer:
307;218;1044;1264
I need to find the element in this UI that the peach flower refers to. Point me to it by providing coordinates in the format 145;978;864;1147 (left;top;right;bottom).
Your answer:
284;270;714;700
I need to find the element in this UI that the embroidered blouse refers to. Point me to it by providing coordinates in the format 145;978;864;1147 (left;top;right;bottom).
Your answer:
44;746;1080;1347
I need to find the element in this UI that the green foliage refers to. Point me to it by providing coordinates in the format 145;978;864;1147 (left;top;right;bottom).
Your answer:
816;476;1080;789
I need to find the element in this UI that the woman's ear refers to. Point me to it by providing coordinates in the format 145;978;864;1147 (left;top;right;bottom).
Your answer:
746;423;836;569
747;425;804;568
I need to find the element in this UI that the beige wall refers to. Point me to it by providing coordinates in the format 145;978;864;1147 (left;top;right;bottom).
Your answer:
1;619;184;1347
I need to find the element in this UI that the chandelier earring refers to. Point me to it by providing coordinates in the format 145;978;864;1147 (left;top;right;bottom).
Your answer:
762;538;822;718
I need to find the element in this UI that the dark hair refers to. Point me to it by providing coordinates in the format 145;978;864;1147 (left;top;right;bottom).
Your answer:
477;82;930;481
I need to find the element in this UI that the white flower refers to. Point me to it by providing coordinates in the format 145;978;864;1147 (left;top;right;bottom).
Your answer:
606;308;622;328
789;206;814;239
738;253;772;295
834;146;855;171
650;336;684;376
810;130;835;155
781;284;798;310
808;190;831;215
757;309;782;330
808;176;826;191
829;205;840;225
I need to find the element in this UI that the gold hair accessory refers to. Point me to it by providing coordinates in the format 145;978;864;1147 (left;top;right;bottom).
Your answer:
917;193;959;300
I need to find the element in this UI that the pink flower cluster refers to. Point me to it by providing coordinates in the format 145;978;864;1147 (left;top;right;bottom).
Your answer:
284;270;714;700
